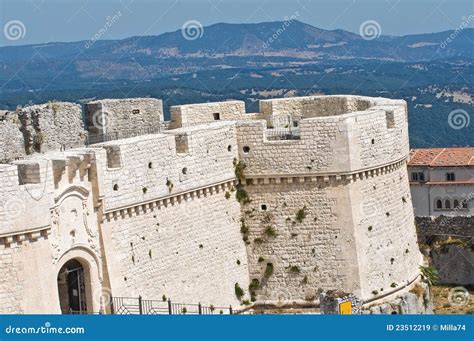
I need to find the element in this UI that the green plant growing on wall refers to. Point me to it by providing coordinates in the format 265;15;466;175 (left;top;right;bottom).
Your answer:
258;256;265;263
225;191;231;199
234;160;246;181
166;178;174;192
235;187;250;204
372;290;379;295
295;206;307;223
391;282;397;288
264;263;274;278
248;278;260;292
162;295;167;302
234;283;245;300
288;265;300;274
264;225;277;238
240;219;249;243
181;307;187;314
419;265;439;286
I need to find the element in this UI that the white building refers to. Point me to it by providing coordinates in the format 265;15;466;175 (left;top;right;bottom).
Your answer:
408;148;474;217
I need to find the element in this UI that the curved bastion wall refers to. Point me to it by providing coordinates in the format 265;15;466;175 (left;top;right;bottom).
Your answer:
0;95;426;314
235;96;422;305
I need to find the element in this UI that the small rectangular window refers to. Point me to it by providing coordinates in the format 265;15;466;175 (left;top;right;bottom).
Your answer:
411;172;418;181
418;172;425;181
213;113;220;120
446;172;455;181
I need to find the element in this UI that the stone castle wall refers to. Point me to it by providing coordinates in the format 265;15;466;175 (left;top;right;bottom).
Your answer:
169;100;253;129
416;216;473;285
0;95;425;314
84;98;164;138
96;123;250;306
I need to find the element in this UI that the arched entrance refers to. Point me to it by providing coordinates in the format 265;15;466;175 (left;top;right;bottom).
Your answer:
57;259;88;314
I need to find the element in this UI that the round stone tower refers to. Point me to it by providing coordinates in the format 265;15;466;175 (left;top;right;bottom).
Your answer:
236;95;428;313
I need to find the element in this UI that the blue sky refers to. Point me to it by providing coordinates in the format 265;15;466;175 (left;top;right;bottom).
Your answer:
1;0;473;46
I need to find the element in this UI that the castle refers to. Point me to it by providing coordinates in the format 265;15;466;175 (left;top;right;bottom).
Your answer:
0;95;431;314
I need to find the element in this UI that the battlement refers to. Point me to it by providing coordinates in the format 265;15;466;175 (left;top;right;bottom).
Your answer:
169;100;255;129
0;95;423;314
237;96;408;177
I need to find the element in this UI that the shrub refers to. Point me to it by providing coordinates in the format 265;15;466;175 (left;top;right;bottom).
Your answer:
234;161;246;181
249;278;260;292
289;265;300;274
258;256;265;263
225;191;231;199
419;265;439;286
236;188;250;204
295;206;307;223
264;225;277;238
234;283;244;300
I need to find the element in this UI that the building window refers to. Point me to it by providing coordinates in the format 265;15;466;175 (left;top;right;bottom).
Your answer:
243;146;250;154
453;199;460;209
445;200;451;209
436;199;442;209
213;113;220;120
446;172;456;181
462;200;468;209
411;172;425;181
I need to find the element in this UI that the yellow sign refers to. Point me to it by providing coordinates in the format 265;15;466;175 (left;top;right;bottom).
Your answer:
339;301;352;314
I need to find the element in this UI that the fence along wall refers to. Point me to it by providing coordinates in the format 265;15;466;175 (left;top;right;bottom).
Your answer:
98;123;250;307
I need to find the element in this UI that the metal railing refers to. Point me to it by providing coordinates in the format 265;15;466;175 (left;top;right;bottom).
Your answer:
266;127;301;140
110;296;233;315
85;125;167;145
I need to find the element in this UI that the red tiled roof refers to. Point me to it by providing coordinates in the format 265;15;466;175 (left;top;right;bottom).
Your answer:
408;148;474;167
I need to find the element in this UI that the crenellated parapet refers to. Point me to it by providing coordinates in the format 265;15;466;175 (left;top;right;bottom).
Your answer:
237;96;409;177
